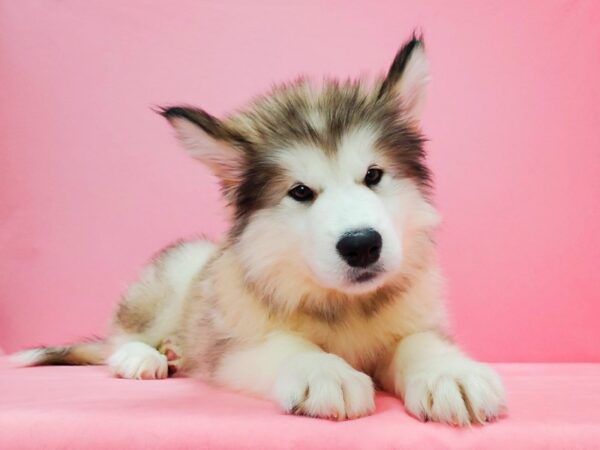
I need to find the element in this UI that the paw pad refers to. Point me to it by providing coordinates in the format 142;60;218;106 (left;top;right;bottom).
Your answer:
158;338;183;375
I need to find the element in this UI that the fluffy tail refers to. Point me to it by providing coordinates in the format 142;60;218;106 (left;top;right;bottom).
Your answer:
11;339;107;367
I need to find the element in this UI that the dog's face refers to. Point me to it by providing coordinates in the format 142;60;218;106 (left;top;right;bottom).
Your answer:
162;37;439;300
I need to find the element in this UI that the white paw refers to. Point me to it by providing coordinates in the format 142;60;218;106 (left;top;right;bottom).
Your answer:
403;357;506;426
273;353;375;420
108;341;168;380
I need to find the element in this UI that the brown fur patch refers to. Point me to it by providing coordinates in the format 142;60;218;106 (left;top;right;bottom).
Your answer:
114;301;155;333
251;274;409;325
170;251;239;377
113;238;214;335
23;340;106;366
304;280;408;324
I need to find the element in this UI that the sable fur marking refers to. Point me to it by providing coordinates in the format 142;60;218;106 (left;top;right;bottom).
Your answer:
12;340;105;366
12;35;506;425
159;106;250;148
114;302;154;333
379;34;424;99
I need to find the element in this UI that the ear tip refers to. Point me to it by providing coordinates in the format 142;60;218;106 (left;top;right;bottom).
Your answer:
410;29;425;47
157;106;170;118
399;31;425;58
156;106;185;121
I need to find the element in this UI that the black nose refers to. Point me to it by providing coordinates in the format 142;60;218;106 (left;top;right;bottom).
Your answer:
336;228;382;268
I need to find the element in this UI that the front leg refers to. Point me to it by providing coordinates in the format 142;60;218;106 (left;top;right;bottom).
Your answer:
378;331;506;425
213;332;375;420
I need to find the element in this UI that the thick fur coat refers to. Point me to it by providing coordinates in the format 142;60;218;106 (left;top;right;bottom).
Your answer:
13;36;506;425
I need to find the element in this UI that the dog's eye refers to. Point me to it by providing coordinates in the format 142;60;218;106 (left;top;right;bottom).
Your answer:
364;168;383;187
288;184;315;202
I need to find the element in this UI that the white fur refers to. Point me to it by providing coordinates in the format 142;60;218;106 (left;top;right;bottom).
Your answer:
215;332;320;396
146;240;217;342
384;332;506;425
274;352;375;420
213;323;377;420
108;341;168;380
9;348;47;367
110;239;217;348
238;125;411;303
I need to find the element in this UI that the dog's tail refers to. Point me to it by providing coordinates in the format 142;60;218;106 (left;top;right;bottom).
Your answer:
10;339;107;367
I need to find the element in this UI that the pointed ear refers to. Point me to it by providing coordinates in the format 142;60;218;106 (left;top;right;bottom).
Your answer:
379;35;430;123
159;106;246;185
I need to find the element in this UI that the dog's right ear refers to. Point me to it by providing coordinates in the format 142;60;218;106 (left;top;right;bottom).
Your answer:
159;106;246;186
379;34;430;124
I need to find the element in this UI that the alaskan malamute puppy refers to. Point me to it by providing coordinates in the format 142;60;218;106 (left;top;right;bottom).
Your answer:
14;36;505;425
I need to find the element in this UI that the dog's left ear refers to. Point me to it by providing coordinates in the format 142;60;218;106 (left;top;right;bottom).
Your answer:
379;35;430;123
159;106;247;188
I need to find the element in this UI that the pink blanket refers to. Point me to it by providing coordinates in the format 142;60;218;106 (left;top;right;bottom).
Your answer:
1;360;599;449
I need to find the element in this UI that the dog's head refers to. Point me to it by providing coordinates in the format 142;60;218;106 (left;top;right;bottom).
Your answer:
161;36;439;308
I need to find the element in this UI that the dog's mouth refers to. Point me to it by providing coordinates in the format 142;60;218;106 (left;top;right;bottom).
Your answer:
347;266;384;285
353;272;378;283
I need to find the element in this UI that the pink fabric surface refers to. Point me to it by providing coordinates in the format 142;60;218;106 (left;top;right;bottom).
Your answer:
1;360;599;450
2;1;600;362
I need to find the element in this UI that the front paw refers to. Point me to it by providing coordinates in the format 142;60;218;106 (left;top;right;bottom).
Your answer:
273;353;375;420
108;341;168;380
403;358;506;426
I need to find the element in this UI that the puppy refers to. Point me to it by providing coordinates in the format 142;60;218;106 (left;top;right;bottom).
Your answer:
13;35;506;425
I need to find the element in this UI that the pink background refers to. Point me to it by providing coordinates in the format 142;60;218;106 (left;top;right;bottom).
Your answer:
1;1;599;361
